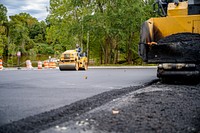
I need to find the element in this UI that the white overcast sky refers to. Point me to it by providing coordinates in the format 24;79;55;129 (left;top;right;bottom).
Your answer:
0;0;49;21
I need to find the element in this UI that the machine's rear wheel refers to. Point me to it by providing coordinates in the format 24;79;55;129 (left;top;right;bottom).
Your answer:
84;62;88;70
59;67;64;71
75;62;79;71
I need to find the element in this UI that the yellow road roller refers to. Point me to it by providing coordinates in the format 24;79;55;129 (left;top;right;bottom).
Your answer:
59;49;88;71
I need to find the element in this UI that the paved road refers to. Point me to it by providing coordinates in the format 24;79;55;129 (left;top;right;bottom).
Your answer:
0;68;157;126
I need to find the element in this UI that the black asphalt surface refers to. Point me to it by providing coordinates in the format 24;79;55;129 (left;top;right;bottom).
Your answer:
0;68;156;126
0;68;200;133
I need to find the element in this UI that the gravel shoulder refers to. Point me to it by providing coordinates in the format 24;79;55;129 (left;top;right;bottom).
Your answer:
42;82;200;133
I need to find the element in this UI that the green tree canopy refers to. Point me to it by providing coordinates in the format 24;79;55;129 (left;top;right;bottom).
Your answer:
0;4;8;56
0;3;8;23
47;0;154;64
1;1;155;65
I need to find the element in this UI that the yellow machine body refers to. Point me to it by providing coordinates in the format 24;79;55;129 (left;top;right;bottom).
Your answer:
139;0;200;79
59;50;88;71
146;1;200;43
147;15;200;41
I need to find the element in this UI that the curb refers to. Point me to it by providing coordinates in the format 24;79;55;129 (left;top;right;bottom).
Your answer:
0;66;157;71
88;66;157;69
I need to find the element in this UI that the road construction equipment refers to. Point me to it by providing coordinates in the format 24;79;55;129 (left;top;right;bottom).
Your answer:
59;49;88;71
139;0;200;80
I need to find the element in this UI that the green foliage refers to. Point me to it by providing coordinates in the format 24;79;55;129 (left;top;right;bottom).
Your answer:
0;4;8;56
0;4;8;23
1;11;49;56
29;21;46;42
0;34;8;56
1;1;155;64
47;0;154;64
8;43;17;56
35;43;54;54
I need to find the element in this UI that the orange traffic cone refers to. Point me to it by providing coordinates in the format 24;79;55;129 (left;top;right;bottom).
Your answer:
49;62;56;69
0;59;3;71
38;61;42;69
26;60;33;69
44;61;49;69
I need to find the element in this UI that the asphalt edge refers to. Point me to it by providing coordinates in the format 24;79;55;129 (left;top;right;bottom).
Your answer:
0;66;157;71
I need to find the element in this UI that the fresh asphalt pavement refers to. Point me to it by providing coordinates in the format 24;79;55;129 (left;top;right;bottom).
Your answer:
0;67;157;126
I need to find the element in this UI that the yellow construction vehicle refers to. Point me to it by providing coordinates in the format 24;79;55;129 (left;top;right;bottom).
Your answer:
139;0;200;80
59;49;88;71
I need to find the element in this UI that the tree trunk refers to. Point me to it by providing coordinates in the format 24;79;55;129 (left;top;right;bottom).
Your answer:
104;43;108;64
114;44;118;64
100;47;103;64
127;32;134;64
100;43;103;64
100;43;105;64
112;38;118;64
86;32;89;64
105;36;111;64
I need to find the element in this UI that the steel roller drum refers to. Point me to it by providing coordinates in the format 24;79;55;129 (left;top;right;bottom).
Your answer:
59;63;76;71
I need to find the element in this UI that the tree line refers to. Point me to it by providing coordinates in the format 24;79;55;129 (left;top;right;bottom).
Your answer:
0;0;154;65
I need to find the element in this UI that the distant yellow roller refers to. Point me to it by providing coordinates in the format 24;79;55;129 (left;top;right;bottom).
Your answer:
59;50;88;71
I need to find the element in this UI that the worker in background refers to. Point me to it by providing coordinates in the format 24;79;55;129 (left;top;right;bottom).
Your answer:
76;44;82;57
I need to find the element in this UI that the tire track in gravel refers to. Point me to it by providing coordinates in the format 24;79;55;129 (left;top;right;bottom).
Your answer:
0;79;159;133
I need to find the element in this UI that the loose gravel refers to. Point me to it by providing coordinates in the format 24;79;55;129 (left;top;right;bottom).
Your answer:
149;33;200;63
41;82;200;133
